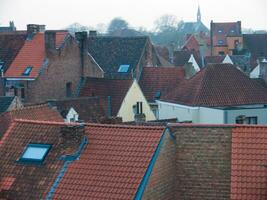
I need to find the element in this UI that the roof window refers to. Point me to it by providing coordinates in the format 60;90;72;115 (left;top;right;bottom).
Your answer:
218;40;224;45
22;66;32;76
218;30;223;33
118;65;130;73
18;143;51;164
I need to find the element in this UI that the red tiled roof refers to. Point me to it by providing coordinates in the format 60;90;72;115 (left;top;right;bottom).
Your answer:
139;67;185;102
80;77;133;116
231;126;267;199
0;104;63;140
0;32;27;72
173;50;202;68
163;63;267;107
0;120;164;199
4;32;68;78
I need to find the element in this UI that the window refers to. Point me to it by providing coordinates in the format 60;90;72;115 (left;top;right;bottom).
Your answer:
154;91;161;99
246;117;258;124
0;61;4;71
21;87;25;99
219;51;225;56
22;66;32;76
230;29;235;33
133;102;143;115
66;82;72;97
19;144;51;164
218;40;224;45
118;65;130;73
218;30;223;33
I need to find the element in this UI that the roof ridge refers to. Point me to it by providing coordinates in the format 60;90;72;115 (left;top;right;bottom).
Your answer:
168;122;267;128
0;120;16;148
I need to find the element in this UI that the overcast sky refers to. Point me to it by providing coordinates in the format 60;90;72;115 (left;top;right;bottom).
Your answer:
1;0;267;30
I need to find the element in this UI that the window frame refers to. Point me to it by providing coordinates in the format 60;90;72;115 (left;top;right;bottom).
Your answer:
18;143;52;165
22;66;33;76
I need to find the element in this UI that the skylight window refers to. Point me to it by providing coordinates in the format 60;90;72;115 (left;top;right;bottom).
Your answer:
19;144;51;164
22;66;33;76
118;65;130;73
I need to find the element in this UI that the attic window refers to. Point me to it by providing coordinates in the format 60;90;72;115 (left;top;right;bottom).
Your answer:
118;65;130;73
218;30;223;33
22;66;32;76
18;143;51;164
218;40;224;45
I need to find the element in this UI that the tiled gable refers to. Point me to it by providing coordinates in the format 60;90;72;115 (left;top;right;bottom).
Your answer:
4;32;68;78
80;77;133;116
139;67;184;102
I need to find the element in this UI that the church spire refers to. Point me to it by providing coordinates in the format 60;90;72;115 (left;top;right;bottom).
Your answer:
197;5;201;22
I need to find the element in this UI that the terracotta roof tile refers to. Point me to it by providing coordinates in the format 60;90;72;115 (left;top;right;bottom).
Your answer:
80;77;133;116
163;63;267;107
231;126;267;199
0;104;63;140
4;32;68;78
0;120;164;199
139;67;184;102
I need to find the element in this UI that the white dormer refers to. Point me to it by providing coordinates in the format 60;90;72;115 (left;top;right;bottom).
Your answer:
65;107;79;123
222;54;233;64
250;58;267;78
188;54;200;72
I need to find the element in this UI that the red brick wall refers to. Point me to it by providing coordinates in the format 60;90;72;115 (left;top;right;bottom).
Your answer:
25;37;102;103
173;127;232;200
142;130;176;200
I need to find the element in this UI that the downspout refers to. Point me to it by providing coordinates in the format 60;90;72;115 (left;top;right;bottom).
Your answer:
224;110;228;124
45;136;88;200
107;96;112;117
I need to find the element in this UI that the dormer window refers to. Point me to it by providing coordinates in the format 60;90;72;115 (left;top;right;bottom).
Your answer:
218;40;224;45
218;30;223;33
22;66;32;76
18;143;51;164
118;65;130;73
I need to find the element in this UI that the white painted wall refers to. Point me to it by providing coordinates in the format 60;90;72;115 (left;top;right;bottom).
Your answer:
117;80;156;122
250;64;260;78
157;101;267;125
225;107;267;124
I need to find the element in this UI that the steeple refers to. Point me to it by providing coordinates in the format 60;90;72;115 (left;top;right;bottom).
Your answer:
197;5;201;22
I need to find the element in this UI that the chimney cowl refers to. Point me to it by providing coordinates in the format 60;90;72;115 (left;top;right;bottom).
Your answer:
60;124;85;148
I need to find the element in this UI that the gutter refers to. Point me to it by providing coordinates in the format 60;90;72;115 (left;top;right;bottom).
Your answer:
45;136;88;200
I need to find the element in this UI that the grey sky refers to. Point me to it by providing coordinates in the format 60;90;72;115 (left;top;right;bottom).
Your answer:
1;0;267;30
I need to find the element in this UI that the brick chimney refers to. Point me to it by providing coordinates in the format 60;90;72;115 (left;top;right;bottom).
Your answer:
27;24;46;35
75;31;88;76
59;124;85;154
45;31;56;55
259;59;267;83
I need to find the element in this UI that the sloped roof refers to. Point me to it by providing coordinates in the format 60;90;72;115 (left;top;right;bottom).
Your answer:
80;77;133;116
5;31;68;78
243;34;267;67
179;21;209;34
173;50;202;67
0;32;27;72
49;97;108;122
87;36;148;76
0;104;63;139
0;96;15;114
139;67;185;102
231;126;267;200
163;63;267;107
0;120;164;199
